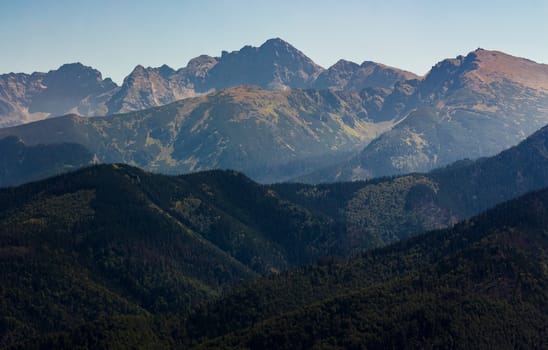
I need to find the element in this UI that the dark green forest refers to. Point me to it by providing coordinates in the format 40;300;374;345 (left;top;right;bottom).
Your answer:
1;124;548;348
0;163;344;347
6;177;548;349
185;187;548;349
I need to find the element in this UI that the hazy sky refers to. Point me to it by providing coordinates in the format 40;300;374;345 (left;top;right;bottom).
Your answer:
1;0;547;84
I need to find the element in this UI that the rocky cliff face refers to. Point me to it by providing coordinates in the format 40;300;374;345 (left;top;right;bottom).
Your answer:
173;55;219;92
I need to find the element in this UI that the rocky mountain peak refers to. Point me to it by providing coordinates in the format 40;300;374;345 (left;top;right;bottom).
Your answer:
48;62;114;86
179;55;218;86
204;38;324;90
258;37;300;55
315;59;419;91
313;60;360;90
330;59;361;72
186;55;218;71
258;38;322;70
108;63;195;114
418;55;472;99
261;37;289;47
157;64;175;79
129;64;147;76
124;64;173;83
1;38;422;126
26;62;117;116
420;49;548;100
3;41;545;134
56;62;95;73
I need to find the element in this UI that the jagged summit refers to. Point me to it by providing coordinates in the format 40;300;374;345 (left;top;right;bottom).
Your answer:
157;64;175;78
205;37;324;90
261;37;290;46
314;58;419;90
184;55;218;72
50;62;110;82
54;62;93;72
1;41;546;129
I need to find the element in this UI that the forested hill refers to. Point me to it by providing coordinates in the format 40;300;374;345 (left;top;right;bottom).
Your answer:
181;186;548;349
17;185;548;349
0;163;339;347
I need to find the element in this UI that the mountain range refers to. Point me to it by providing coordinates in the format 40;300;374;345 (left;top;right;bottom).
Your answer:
1;40;547;184
0;38;417;128
1;121;548;347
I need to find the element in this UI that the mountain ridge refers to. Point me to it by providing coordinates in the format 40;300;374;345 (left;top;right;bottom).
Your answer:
0;38;417;127
300;48;548;182
0;85;394;183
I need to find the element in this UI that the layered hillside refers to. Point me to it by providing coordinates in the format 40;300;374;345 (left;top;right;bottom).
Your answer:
0;86;393;183
277;124;548;252
1;104;547;254
2;124;548;347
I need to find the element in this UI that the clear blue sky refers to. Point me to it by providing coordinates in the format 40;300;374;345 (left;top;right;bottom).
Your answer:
1;0;546;84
